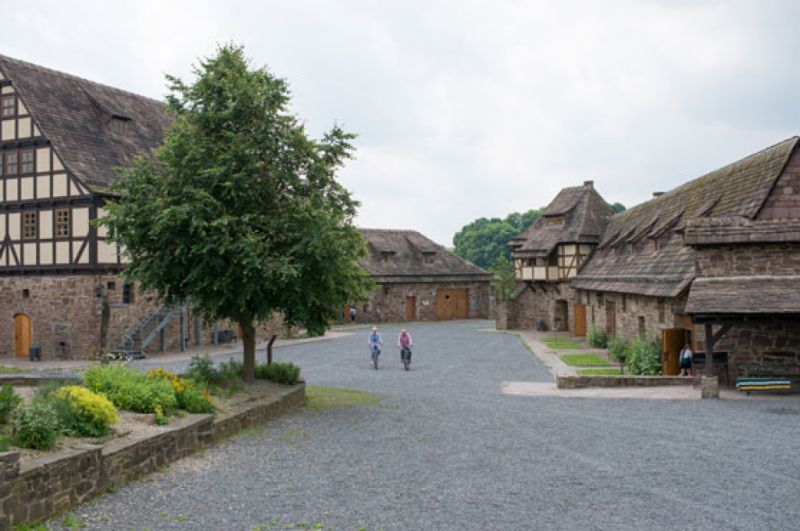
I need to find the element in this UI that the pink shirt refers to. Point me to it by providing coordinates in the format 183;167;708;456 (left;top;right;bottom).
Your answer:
398;332;413;348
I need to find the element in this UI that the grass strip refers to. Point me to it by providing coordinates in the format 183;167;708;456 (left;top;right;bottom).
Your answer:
560;354;611;367
577;368;623;376
304;386;380;409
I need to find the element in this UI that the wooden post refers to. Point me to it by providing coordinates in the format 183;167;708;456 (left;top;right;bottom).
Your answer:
704;322;714;376
194;315;200;346
179;305;186;353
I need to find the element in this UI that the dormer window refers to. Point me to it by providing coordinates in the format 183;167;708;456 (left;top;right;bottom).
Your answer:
380;251;394;262
1;95;14;117
423;252;436;264
111;118;128;134
544;216;564;226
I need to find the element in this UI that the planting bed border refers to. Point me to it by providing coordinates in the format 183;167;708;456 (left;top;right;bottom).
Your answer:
556;374;693;389
0;382;305;528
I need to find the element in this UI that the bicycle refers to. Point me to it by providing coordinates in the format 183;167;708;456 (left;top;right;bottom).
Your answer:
370;344;381;370
401;346;412;371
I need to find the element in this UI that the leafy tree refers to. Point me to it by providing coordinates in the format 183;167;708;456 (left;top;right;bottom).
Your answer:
611;202;626;214
490;256;516;301
101;45;372;380
453;208;543;269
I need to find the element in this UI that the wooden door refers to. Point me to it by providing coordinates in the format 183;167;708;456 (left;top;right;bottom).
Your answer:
605;302;616;336
573;303;587;337
13;313;32;359
435;289;468;320
661;328;687;375
405;296;417;320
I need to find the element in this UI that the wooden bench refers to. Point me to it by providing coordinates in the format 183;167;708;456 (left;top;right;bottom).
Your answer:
735;377;792;394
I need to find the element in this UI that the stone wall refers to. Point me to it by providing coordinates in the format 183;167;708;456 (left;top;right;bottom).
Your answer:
695;243;800;278
555;374;693;389
504;282;577;332
0;383;305;529
354;280;492;323
576;290;686;341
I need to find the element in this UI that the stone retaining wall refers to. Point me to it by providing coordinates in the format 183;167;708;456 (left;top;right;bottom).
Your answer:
0;383;304;529
556;374;694;389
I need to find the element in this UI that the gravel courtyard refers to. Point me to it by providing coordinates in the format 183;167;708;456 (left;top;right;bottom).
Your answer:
49;321;800;530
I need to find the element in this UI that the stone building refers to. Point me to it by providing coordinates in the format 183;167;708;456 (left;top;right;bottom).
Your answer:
354;229;492;322
504;136;800;381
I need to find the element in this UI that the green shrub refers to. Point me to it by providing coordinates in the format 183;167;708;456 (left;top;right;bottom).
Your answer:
55;386;118;437
255;362;301;385
0;434;10;451
607;335;629;361
13;401;60;450
187;355;216;385
625;337;663;375
218;358;243;382
177;384;215;413
0;384;21;424
83;365;177;414
587;325;608;348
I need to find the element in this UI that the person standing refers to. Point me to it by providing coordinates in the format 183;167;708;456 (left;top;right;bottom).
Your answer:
398;329;413;366
679;342;693;376
349;305;357;323
367;326;383;369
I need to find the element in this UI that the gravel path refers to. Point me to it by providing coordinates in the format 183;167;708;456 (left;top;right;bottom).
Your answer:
46;320;800;530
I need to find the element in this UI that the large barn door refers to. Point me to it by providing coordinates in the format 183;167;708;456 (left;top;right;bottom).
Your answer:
605;302;616;336
13;313;32;359
435;289;468;320
662;328;688;375
573;304;587;336
554;300;569;331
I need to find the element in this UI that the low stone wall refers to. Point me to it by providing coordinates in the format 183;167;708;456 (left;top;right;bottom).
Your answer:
556;374;694;389
0;383;305;529
0;375;81;386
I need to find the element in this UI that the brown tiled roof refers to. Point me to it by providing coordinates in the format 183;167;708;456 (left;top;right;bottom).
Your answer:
0;55;171;193
358;229;490;282
512;182;614;257
686;218;800;245
686;276;800;314
573;137;800;296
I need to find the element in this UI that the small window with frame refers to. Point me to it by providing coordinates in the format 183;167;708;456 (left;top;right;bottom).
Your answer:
55;209;70;238
22;211;37;240
111;118;127;134
20;150;34;174
5;152;17;175
122;283;134;304
1;95;14;117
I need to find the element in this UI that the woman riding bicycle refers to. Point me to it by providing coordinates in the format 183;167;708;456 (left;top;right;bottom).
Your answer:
367;326;383;369
398;329;413;367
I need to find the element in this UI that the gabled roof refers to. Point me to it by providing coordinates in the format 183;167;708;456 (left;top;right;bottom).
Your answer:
0;55;171;193
573;136;800;297
358;229;489;282
512;181;614;257
686;276;800;314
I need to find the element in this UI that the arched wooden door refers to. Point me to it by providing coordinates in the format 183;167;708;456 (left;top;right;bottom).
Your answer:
13;313;32;359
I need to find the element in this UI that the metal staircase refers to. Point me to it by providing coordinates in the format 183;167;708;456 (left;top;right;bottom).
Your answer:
112;304;183;359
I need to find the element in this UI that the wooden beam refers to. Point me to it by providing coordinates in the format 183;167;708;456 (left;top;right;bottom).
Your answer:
705;322;714;376
711;323;732;346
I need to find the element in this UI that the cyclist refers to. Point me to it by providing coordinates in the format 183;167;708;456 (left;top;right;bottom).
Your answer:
398;329;413;366
367;326;383;369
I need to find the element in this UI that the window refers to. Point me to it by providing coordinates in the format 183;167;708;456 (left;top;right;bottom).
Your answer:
621;294;627;312
20;150;33;174
122;283;134;304
638;316;646;338
22;212;37;240
111;118;127;134
1;96;14;117
5;152;17;175
658;300;666;322
55;209;70;238
22;289;30;298
424;254;435;264
106;281;116;291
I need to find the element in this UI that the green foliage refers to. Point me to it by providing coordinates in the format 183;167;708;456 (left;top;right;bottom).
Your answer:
625;337;663;375
587;325;608;348
611;202;626;214
304;386;379;409
452;208;544;269
177;385;215;414
99;44;372;380
55;386;118;437
13;401;60;450
0;384;21;424
541;338;583;349
254;362;301;385
490;256;516;301
607;335;629;361
577;368;624;376
153;405;169;426
559;354;610;366
0;434;9;451
187;355;217;385
83;365;177;414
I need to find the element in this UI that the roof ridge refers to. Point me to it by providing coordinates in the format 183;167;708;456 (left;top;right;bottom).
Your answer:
0;54;165;107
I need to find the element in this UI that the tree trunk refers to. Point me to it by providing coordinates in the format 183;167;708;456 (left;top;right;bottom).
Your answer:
240;318;256;382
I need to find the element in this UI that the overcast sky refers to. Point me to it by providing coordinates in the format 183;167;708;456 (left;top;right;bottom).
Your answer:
4;1;800;245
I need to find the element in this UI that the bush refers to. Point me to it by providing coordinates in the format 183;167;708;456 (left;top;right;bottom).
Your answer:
0;384;21;424
13;401;60;450
587;325;608;349
255;362;301;385
607;335;629;361
146;368;214;414
625;337;663;375
83;365;177;414
187;355;216;385
55;386;118;437
218;358;243;382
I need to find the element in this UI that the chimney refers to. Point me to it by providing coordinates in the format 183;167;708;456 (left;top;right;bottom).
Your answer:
583;180;594;188
652;192;664;198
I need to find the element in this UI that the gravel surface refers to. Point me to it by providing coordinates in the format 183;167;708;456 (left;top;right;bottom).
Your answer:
45;320;800;530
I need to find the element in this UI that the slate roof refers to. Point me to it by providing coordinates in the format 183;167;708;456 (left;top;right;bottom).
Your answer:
572;137;800;297
685;276;800;314
358;229;490;282
686;218;800;245
511;181;614;257
0;55;171;193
